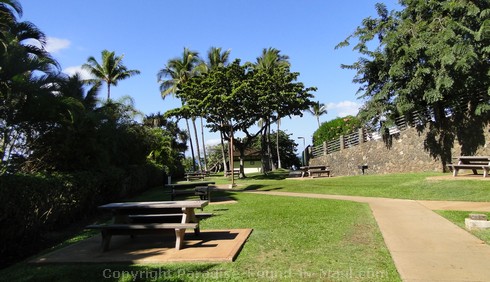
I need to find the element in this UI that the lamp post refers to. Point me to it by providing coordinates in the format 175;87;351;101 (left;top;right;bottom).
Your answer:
298;136;305;166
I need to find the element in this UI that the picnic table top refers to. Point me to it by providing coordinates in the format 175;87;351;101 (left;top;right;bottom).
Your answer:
165;181;215;188
454;156;490;160
300;165;328;170
185;171;207;175
99;200;208;210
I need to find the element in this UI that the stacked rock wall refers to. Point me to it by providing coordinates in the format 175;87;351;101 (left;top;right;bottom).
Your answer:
309;127;490;176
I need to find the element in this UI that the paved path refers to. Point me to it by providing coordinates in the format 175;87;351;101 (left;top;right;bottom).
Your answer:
246;191;490;282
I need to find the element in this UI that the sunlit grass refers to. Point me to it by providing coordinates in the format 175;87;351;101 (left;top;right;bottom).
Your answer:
3;171;490;281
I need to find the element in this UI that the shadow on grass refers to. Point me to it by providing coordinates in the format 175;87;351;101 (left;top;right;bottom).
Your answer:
245;172;289;180
241;185;284;192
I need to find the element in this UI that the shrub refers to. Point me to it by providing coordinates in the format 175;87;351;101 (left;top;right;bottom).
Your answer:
0;162;163;268
312;115;362;146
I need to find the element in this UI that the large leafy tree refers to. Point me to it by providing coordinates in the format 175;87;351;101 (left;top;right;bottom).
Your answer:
338;1;490;170
198;47;232;172
252;129;301;169
157;47;200;171
253;47;292;172
171;58;315;177
82;49;140;100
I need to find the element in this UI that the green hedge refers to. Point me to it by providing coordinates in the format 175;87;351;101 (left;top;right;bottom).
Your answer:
0;163;163;268
312;115;362;146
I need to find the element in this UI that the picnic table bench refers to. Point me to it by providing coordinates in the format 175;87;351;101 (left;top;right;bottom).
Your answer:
165;181;215;201
86;200;209;251
300;165;331;178
447;156;490;177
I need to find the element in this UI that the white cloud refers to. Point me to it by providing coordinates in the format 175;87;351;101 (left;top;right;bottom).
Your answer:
45;37;71;53
63;66;93;80
326;100;361;117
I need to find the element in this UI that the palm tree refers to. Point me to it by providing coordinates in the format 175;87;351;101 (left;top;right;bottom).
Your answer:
199;47;231;172
82;50;140;100
157;47;200;171
198;47;231;72
0;1;60;171
255;47;290;72
255;47;290;172
307;101;328;128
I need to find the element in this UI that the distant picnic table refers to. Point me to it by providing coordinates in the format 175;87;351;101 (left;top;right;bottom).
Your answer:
448;156;490;177
165;181;215;201
300;165;331;178
184;171;208;181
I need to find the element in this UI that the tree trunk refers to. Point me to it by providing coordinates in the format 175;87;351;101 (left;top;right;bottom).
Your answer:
220;128;228;173
200;117;208;171
267;120;276;170
192;117;202;171
185;118;196;171
260;126;269;174
107;83;111;100
276;120;282;169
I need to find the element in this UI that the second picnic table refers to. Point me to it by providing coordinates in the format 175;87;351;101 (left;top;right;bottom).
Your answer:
448;156;490;177
165;181;215;201
299;165;331;178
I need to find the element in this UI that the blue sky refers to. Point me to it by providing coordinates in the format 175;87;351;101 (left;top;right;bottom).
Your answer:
22;0;400;150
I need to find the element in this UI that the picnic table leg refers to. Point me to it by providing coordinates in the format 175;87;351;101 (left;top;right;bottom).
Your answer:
472;168;478;175
484;168;488;178
453;168;458;177
182;208;200;235
174;228;185;250
101;230;112;252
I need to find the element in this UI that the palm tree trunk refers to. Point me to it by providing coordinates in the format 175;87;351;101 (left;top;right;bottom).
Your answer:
192;117;202;171
185;118;196;171
260;126;268;174
276;119;282;169
200;117;208;171
267;120;275;170
107;83;111;100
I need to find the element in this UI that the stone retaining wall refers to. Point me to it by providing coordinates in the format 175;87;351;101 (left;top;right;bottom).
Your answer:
309;126;490;176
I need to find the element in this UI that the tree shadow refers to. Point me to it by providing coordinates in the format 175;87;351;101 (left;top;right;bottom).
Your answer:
245;172;289;180
242;184;266;191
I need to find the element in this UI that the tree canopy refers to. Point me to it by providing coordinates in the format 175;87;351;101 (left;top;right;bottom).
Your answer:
338;0;490;169
167;57;315;175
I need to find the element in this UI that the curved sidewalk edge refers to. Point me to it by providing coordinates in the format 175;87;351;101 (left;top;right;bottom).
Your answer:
245;191;490;282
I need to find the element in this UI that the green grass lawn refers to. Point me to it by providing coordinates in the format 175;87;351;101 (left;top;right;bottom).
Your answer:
2;171;489;281
232;170;490;201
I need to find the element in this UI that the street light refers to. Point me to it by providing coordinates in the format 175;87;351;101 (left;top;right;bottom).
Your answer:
298;136;305;166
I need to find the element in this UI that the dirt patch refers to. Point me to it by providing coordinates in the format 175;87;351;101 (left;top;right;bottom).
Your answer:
426;174;490;181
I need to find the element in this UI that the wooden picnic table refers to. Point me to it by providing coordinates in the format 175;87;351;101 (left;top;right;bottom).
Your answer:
299;165;331;178
185;171;207;181
448;156;490;177
86;200;209;251
165;181;215;201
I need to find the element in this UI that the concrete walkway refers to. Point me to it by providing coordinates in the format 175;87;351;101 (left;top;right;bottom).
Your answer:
246;191;490;282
